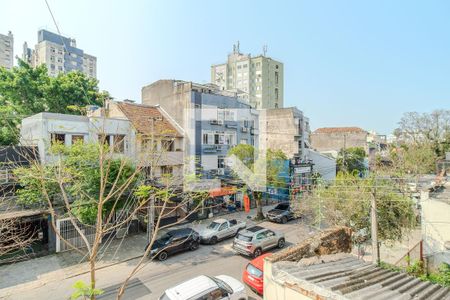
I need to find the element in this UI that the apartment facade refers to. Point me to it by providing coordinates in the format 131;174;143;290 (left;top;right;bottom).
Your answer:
20;102;184;179
211;44;284;109
142;80;259;181
25;30;97;78
259;107;310;159
311;127;369;157
0;31;14;69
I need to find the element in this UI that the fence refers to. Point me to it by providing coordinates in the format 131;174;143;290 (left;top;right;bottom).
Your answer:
55;217;96;252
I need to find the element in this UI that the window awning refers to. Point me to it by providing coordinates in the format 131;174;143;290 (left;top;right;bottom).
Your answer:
209;186;237;197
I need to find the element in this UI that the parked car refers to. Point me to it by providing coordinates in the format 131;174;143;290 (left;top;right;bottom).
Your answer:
200;218;247;244
147;228;200;261
159;275;247;300
232;226;285;257
265;202;295;223
242;253;272;295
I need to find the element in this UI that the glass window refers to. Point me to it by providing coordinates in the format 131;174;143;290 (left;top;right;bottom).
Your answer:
71;135;84;144
275;72;279;84
161;139;174;151
51;133;65;145
218;222;228;231
246;263;263;278
218;157;225;169
256;231;267;240
113;135;125;153
203;133;208;144
237;233;252;242
161;166;173;175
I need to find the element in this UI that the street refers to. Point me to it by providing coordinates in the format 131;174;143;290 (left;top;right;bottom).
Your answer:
2;219;315;300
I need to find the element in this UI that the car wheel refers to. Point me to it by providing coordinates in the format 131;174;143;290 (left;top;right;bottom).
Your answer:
190;241;199;251
281;216;288;224
253;248;262;258
158;251;168;261
210;236;218;245
278;238;285;249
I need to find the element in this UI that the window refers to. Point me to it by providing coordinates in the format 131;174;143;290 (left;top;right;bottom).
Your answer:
218;222;228;231
50;56;55;62
143;166;153;179
50;64;55;70
161;166;173;175
113;135;126;153
240;139;247;144
71;135;85;144
161;139;174;151
0;169;9;184
275;88;279;100
203;133;208;144
243;63;248;68
50;47;55;53
275;72;279;84
276;64;279;69
51;133;65;145
218;157;225;169
99;134;111;146
256;231;267;240
237;65;241;69
58;66;63;71
57;58;62;63
214;134;219;145
256;62;261;68
58;49;63;55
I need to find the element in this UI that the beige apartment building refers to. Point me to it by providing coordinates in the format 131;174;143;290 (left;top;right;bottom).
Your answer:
211;43;284;109
0;31;14;69
24;29;97;78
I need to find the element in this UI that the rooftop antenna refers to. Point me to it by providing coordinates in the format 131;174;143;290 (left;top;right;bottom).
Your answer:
263;44;268;56
237;40;240;53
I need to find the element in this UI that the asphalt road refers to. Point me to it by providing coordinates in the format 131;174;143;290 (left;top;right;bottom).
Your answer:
8;220;315;300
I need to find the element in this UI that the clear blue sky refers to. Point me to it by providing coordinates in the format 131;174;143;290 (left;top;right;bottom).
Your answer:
2;0;450;134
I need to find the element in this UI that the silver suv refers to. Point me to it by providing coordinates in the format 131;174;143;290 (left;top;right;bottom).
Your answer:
232;226;285;257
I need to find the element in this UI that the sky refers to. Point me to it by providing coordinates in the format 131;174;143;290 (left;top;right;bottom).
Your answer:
2;0;450;134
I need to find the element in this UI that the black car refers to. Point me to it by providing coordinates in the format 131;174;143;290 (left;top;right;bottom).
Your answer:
266;202;295;224
146;228;200;261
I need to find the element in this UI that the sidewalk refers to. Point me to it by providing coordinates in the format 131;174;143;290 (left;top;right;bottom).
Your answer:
0;205;274;295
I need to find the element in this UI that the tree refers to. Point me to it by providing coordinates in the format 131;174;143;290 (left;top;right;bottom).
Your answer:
0;60;109;145
13;137;208;299
395;110;450;157
336;147;367;174
309;173;416;243
227;145;287;220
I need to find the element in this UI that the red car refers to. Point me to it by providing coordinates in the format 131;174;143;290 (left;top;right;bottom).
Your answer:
242;252;272;295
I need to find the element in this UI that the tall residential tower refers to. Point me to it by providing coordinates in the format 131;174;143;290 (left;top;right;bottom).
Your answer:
211;43;284;109
24;30;97;78
0;31;14;69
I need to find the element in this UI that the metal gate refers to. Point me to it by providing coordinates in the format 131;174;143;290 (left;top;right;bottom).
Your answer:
55;218;96;252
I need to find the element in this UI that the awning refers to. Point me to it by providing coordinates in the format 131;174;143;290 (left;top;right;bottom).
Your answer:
209;186;237;198
0;209;48;221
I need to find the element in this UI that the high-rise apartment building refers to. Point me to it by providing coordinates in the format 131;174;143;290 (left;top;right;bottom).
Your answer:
24;30;97;78
211;43;284;109
0;31;14;69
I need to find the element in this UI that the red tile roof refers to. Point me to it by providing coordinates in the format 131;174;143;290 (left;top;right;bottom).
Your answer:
117;102;181;137
313;127;366;134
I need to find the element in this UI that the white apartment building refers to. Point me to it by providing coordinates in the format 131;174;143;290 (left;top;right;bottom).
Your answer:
20;101;184;179
211;43;284;109
0;31;14;69
24;30;97;78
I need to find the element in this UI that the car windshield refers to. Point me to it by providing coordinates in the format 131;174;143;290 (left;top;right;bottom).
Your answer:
275;203;289;210
246;263;263;278
158;233;172;244
159;292;171;300
209;276;233;294
237;233;252;242
207;222;221;230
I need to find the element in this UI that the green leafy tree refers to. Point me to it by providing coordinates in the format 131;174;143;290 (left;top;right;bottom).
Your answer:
0;60;109;145
228;145;287;220
71;280;103;300
310;172;416;243
336;147;367;174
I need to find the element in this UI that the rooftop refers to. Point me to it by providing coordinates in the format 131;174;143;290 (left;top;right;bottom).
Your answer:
116;102;182;137
313;127;366;134
272;253;450;300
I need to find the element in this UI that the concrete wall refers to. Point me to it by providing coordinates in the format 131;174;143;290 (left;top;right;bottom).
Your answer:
263;227;352;300
422;198;450;271
305;149;336;181
311;131;368;153
0;31;13;69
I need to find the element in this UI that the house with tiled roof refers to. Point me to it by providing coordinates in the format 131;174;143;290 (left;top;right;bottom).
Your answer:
311;126;369;157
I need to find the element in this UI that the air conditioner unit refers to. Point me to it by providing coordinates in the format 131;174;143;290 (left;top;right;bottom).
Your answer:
218;119;224;125
241;127;248;133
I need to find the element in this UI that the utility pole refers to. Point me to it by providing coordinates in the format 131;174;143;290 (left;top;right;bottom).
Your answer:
147;116;162;244
371;181;380;265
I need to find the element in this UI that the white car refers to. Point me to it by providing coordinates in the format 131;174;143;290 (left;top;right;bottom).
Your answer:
200;219;247;244
159;275;247;300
